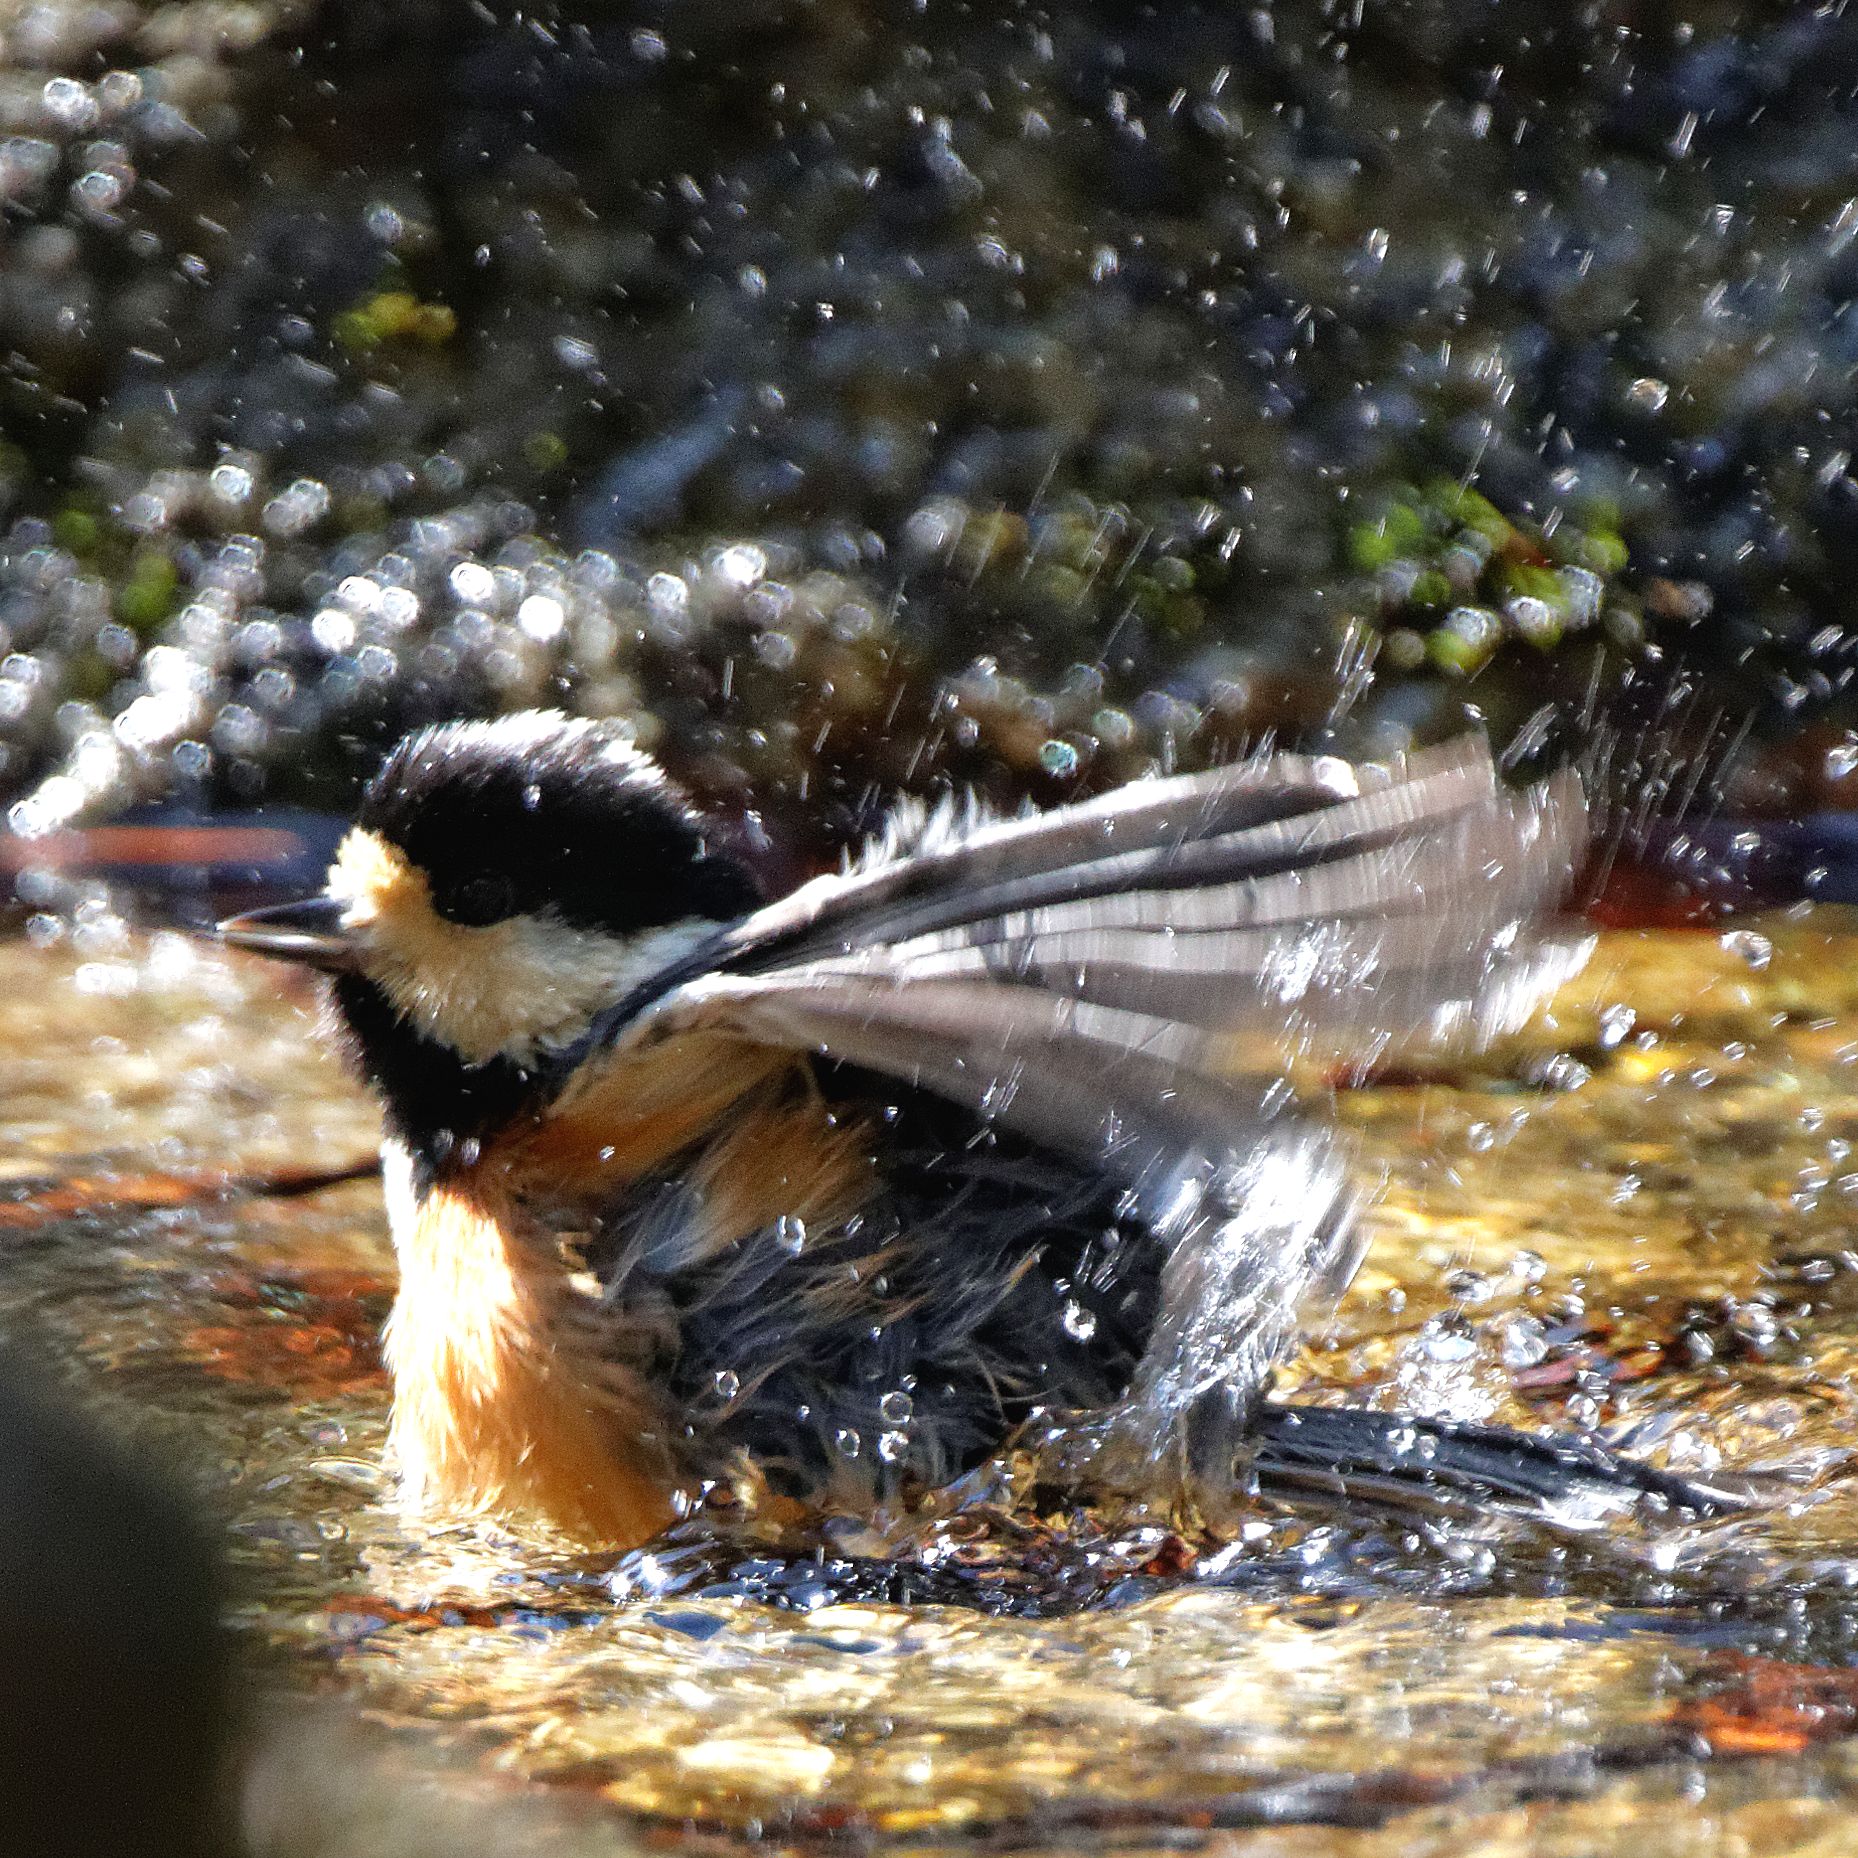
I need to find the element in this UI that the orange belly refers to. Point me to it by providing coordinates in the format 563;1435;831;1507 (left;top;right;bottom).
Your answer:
384;1173;678;1548
382;1040;875;1548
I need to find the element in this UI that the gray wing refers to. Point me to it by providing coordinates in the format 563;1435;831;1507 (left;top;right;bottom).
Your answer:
617;734;1591;1180
583;735;1590;1481
720;736;1470;964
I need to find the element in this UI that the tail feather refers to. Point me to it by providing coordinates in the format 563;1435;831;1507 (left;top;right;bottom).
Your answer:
1252;1403;1748;1522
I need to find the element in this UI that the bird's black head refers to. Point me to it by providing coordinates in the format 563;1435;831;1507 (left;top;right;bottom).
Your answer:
220;711;759;1149
355;711;759;940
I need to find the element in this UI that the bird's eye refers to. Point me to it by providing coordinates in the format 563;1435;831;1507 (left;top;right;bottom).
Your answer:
440;873;516;926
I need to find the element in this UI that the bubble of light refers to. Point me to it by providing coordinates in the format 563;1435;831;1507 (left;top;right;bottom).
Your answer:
517;593;566;642
449;561;496;607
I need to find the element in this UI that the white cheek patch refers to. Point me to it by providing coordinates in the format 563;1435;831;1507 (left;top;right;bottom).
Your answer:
396;912;714;1068
328;827;714;1068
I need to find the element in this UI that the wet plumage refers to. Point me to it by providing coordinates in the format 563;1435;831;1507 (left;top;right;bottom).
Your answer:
221;711;1715;1550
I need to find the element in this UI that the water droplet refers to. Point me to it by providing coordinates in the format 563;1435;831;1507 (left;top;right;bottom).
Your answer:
1599;1003;1637;1049
1500;1315;1549;1369
1628;375;1671;414
310;608;356;653
1721;929;1772;971
834;1427;862;1458
1061;1299;1098;1341
713;1369;740;1402
1445;1268;1493;1304
877;1429;910;1464
517;594;565;642
715;543;766;586
878;1389;913;1425
1420;1316;1477;1363
1039;738;1079;777
774;1214;807;1254
449;560;495;606
41;76;98;131
207;460;255;504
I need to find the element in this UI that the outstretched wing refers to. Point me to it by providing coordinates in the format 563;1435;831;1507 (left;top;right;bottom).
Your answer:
539;734;1590;1480
564;735;1590;1191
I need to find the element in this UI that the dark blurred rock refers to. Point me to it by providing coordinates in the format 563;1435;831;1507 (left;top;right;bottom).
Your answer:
0;1353;230;1858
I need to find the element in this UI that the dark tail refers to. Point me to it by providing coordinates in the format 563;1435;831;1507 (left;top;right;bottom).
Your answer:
1251;1403;1748;1522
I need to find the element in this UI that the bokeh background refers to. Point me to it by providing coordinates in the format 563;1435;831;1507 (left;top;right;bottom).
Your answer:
3;0;1854;868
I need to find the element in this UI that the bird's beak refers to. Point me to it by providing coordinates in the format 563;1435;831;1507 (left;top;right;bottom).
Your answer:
216;896;358;972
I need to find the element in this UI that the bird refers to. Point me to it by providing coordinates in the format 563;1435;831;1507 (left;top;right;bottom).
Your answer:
217;710;1720;1550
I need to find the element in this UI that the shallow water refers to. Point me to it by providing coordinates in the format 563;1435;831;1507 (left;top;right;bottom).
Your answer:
7;918;1858;1853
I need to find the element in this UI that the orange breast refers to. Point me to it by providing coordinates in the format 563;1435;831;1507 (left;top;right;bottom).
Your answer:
385;1174;678;1548
383;1036;876;1548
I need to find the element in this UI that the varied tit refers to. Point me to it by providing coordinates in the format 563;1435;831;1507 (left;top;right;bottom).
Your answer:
219;713;1604;1550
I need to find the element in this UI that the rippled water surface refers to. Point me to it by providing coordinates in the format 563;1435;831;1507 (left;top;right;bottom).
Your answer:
9;919;1858;1854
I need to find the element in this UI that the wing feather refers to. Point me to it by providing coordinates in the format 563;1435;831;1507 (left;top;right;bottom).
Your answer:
640;970;1260;1198
719;737;1503;971
542;735;1586;1477
560;736;1589;1176
859;762;1580;945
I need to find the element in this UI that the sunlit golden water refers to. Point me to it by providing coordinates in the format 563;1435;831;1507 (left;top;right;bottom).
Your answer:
7;916;1858;1854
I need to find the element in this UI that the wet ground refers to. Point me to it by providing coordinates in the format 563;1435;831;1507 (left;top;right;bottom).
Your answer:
8;915;1858;1854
